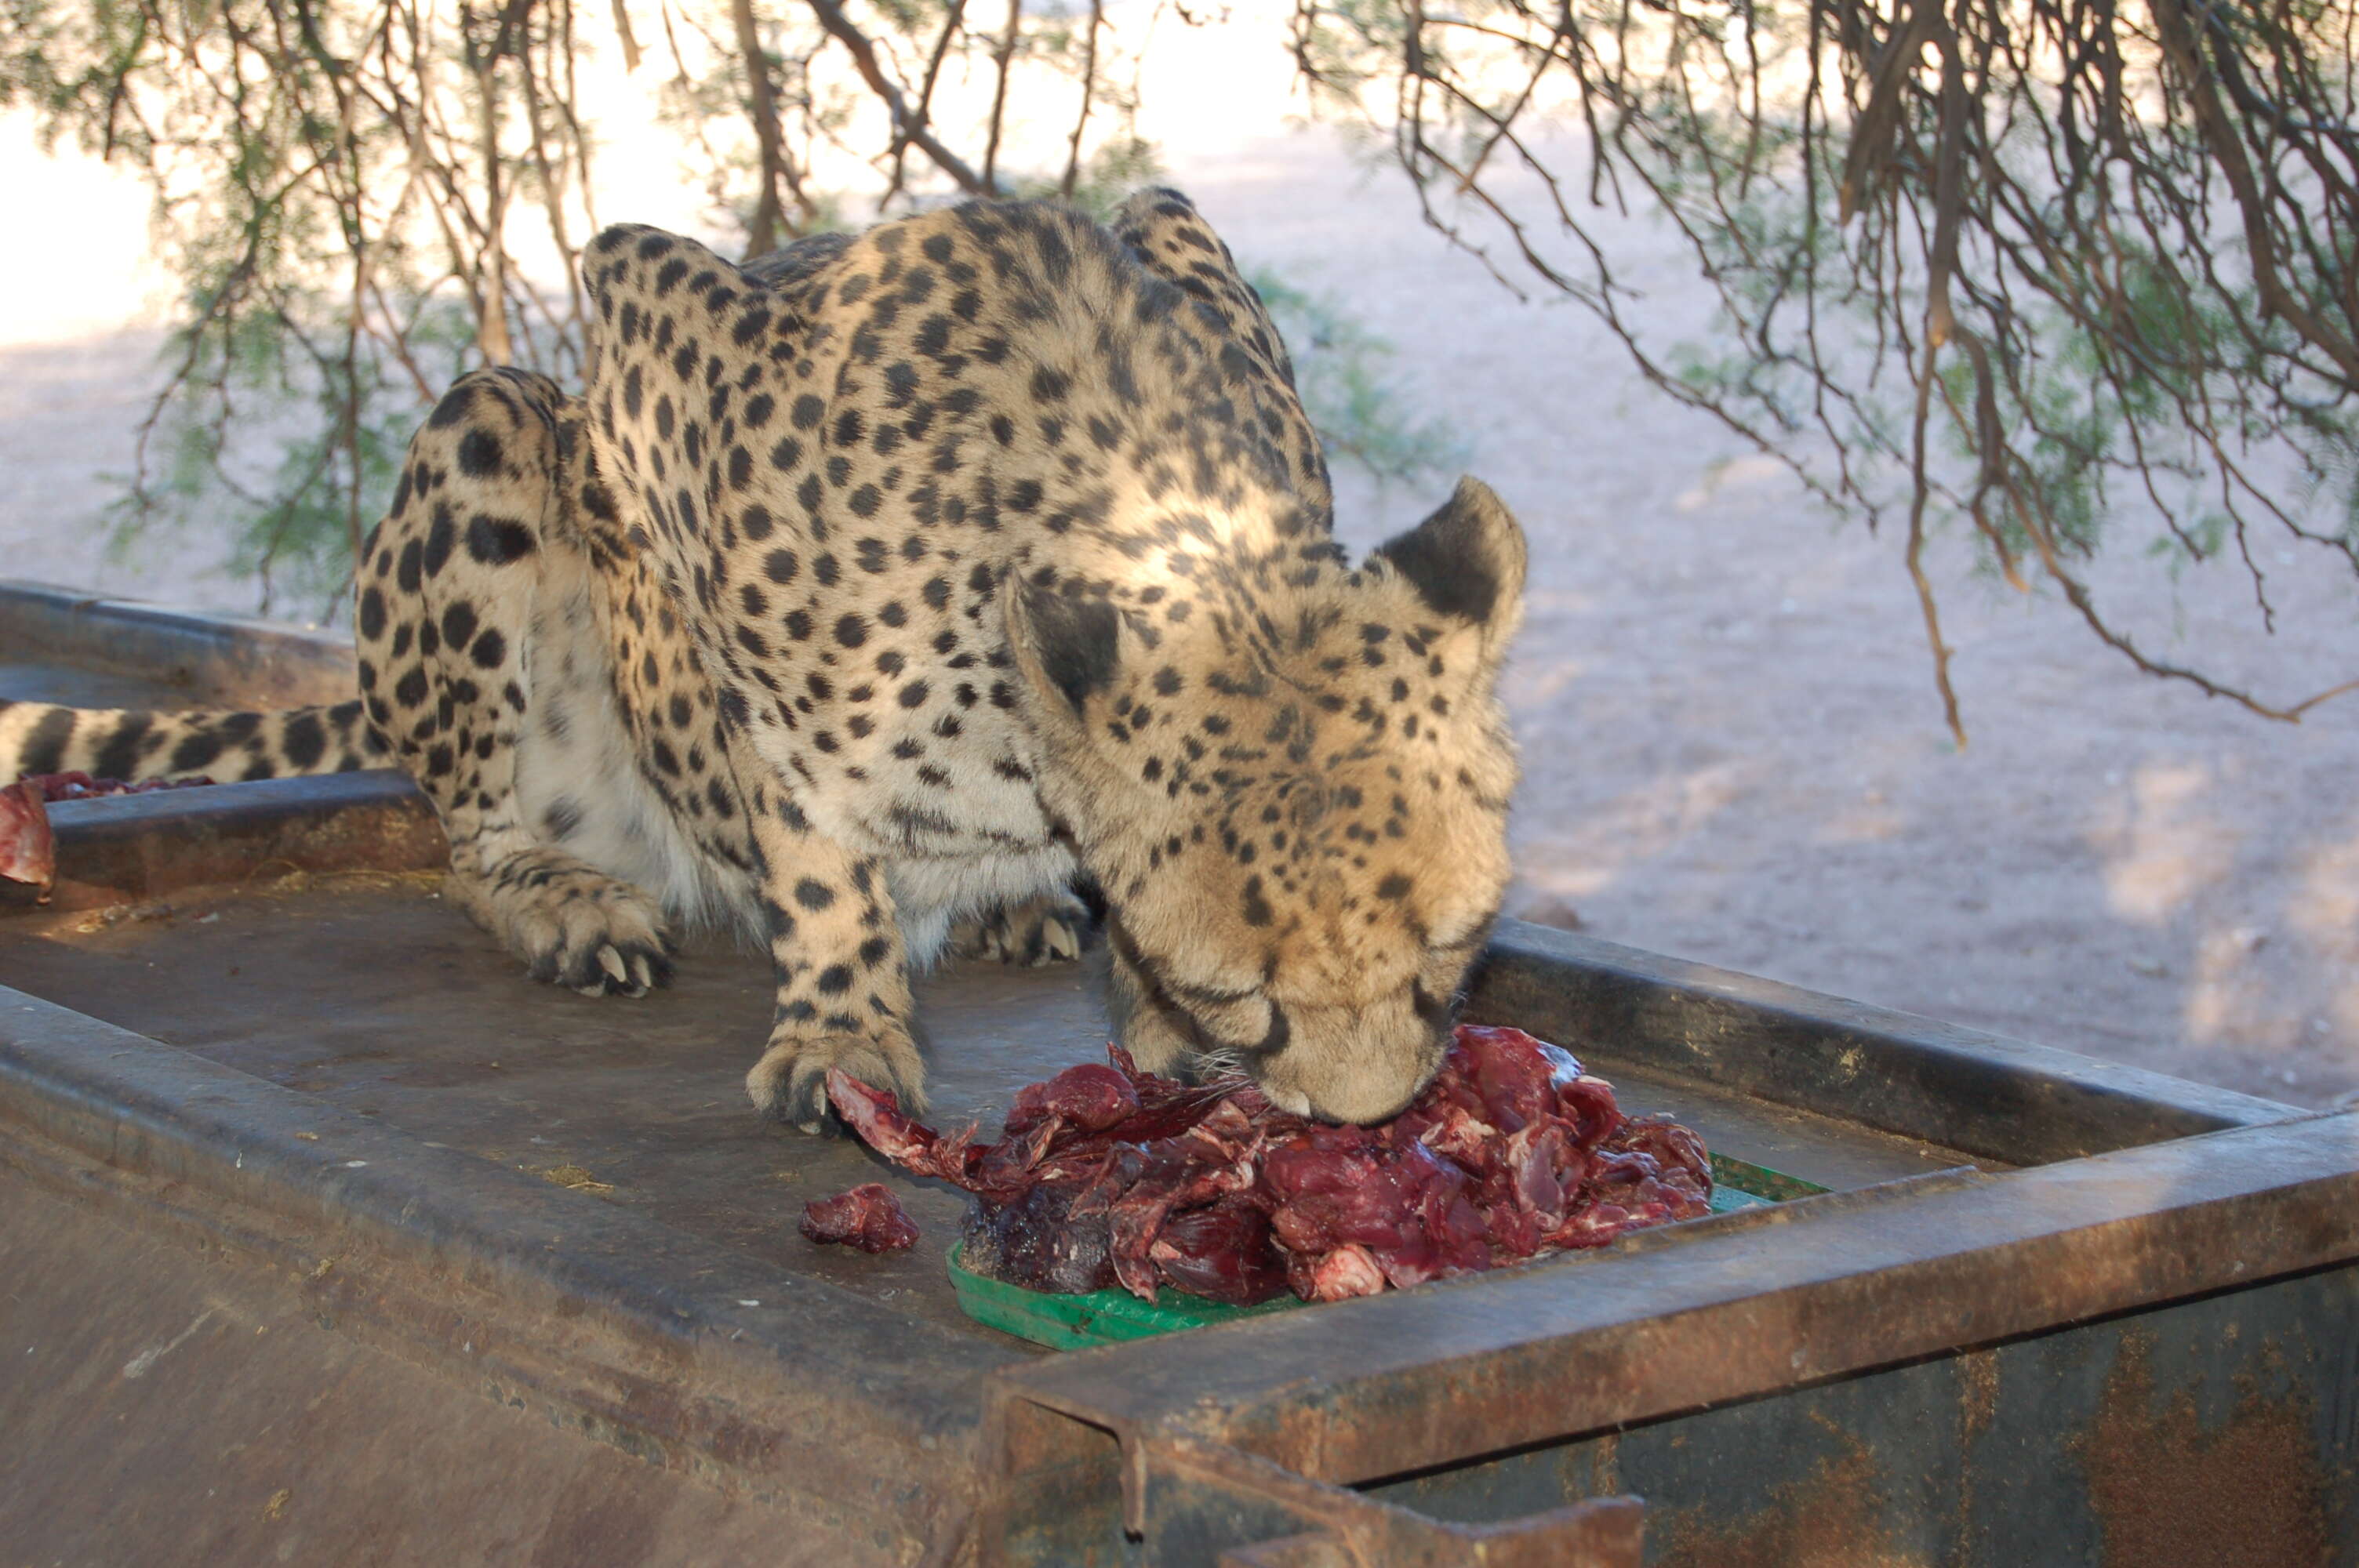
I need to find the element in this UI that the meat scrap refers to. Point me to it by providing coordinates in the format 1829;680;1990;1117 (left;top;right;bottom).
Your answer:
799;1182;920;1253
0;773;219;897
0;781;55;898
827;1023;1713;1307
21;771;217;803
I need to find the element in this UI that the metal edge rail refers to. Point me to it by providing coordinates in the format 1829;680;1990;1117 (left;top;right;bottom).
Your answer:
0;771;444;912
0;985;1022;1559
986;1108;2359;1561
1474;920;2298;1164
0;579;357;708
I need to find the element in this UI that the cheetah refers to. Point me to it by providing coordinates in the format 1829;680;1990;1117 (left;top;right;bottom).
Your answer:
0;189;1527;1130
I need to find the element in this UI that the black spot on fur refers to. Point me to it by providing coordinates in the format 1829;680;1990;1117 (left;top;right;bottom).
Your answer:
467;514;536;565
93;713;151;780
17;707;76;776
169;729;225;774
281;710;329;771
358;587;387;641
427;383;478;428
456;429;503;477
1241;876;1274;927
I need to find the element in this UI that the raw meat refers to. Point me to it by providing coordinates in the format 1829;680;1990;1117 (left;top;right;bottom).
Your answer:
20;771;217;803
827;1023;1713;1306
0;773;221;896
0;781;54;897
798;1182;920;1253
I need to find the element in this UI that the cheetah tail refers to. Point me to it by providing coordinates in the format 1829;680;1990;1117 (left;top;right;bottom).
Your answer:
0;698;392;787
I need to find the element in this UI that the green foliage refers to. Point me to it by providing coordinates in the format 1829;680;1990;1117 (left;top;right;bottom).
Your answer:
0;0;1161;618
1289;0;2359;726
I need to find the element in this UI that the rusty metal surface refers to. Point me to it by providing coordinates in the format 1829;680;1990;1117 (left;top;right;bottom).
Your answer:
0;657;191;710
0;771;445;914
0;579;358;707
990;1109;2359;1504
1132;1439;1645;1568
1474;921;2296;1165
0;882;2022;1327
0;1156;854;1567
0;986;1016;1561
1366;1261;2359;1565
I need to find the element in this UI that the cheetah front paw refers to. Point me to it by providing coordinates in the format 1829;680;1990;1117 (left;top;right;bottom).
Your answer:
951;888;1090;967
449;849;675;997
747;1024;927;1134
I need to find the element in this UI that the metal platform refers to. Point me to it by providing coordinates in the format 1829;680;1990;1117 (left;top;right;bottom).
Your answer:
2;580;2353;1566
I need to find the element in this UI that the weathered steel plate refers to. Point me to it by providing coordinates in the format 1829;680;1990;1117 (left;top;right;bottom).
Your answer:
3;581;2353;1566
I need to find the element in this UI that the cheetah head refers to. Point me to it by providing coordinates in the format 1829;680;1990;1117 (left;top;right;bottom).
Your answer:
1006;477;1526;1123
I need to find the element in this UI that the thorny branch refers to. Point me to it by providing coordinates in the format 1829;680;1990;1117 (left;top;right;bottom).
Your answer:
1290;0;2359;732
2;0;1152;613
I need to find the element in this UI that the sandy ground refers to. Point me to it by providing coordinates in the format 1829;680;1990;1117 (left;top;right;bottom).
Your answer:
5;20;2356;1110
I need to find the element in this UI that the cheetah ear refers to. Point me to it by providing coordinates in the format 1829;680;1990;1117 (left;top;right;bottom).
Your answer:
1003;575;1124;723
1371;477;1527;662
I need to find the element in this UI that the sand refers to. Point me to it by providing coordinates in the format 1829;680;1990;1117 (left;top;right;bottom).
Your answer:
4;19;2354;1109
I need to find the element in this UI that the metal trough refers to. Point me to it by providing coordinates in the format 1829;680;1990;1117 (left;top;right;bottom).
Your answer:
1;579;2351;1565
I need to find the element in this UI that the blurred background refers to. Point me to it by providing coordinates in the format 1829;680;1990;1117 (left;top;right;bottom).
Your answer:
3;0;2355;1104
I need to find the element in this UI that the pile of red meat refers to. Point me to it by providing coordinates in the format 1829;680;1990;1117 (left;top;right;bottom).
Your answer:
0;772;214;895
823;1023;1713;1305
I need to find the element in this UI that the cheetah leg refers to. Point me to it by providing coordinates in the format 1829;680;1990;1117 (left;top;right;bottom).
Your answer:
738;786;924;1131
358;368;674;999
951;887;1090;967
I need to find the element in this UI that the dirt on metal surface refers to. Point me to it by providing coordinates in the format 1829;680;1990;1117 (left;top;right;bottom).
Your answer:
1648;1421;1921;1568
0;1145;877;1567
0;879;1994;1344
2081;1331;2332;1568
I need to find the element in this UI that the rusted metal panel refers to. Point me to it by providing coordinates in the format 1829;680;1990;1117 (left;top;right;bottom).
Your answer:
990;1110;2359;1497
0;988;1016;1560
1474;921;2295;1165
0;1160;862;1567
1365;1262;2359;1565
0;771;445;913
0;579;358;707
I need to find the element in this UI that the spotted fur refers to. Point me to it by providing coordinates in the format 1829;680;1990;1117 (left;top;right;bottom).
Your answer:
0;189;1527;1128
